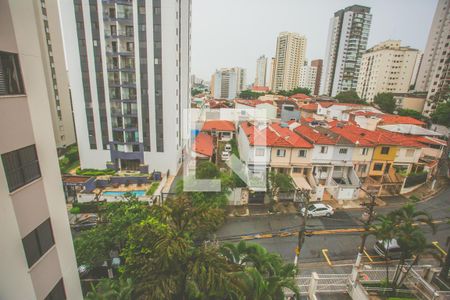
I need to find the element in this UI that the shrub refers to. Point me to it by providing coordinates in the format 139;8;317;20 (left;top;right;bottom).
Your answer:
73;202;105;213
409;195;421;203
146;182;159;196
76;168;116;176
69;206;81;214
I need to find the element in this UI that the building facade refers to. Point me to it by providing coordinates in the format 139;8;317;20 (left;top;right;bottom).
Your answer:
0;0;82;298
356;40;419;102
212;67;246;100
268;57;276;91
321;5;372;96
61;0;191;173
272;32;307;92
311;59;323;95
299;62;318;93
415;0;450;116
255;55;268;87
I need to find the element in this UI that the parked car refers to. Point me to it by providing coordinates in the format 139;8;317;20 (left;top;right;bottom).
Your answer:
224;144;232;152
373;239;402;259
221;151;230;161
71;216;97;232
300;203;334;217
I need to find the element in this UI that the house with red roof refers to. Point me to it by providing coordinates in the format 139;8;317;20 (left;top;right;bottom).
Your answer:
349;111;426;131
251;85;270;93
192;132;214;161
234;99;277;120
317;102;380;121
290;93;312;105
293;124;361;201
202;120;236;141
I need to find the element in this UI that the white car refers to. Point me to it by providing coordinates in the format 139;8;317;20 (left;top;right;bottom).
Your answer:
301;203;334;217
221;151;230;161
224;144;232;152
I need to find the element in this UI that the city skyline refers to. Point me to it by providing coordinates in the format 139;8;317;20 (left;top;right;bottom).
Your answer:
191;0;438;82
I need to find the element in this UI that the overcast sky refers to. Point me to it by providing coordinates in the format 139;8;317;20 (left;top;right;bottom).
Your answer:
191;0;438;83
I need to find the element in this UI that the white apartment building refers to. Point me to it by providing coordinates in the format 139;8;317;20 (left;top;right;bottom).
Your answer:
299;62;318;93
272;32;307;92
268;57;276;91
415;0;450;116
321;5;372;96
410;52;423;88
61;0;191;174
0;0;82;299
212;67;246;100
356;40;419;102
255;55;268;87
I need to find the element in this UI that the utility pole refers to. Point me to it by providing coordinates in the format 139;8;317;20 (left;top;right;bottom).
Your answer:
295;188;310;266
350;186;378;284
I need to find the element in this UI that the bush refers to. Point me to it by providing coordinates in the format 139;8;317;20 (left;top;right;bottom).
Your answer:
73;202;105;213
409;195;421;203
76;168;116;176
69;206;81;214
146;182;159;196
65;145;79;162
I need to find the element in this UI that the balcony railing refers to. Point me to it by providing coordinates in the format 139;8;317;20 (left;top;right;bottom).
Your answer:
105;30;134;39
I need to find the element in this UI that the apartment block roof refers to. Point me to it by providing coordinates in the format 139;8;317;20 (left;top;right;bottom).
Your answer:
202;120;236;132
193;133;214;157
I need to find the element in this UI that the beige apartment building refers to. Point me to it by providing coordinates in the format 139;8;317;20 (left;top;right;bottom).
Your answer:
356;40;419;102
272;32;307;92
0;0;82;299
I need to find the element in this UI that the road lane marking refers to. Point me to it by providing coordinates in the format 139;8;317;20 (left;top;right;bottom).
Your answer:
322;249;333;266
432;241;447;255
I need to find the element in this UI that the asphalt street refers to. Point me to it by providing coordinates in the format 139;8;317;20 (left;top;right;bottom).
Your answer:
216;187;450;266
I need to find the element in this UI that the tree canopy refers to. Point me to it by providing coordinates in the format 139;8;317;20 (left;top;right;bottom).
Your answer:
374;92;396;113
335;90;367;104
397;108;426;121
239;90;265;100
430;101;450;127
277;87;311;97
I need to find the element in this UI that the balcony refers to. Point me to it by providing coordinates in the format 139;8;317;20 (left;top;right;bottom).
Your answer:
102;0;132;6
105;30;134;39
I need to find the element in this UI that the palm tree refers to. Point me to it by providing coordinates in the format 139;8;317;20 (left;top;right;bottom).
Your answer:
370;214;396;287
388;203;437;290
85;278;133;300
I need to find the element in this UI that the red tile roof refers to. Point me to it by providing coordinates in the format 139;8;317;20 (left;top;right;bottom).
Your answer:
414;136;447;146
317;101;335;108
193;133;214;157
291;93;311;100
202;120;235;132
240;122;313;148
251;85;270;92
378;114;425;126
293;124;351;145
235;99;274;107
300;103;318;111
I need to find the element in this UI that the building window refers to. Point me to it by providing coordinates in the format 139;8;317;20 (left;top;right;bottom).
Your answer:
0;51;25;95
380;147;390;155
22;218;55;268
1;145;41;192
293;167;302;173
358;164;367;173
339;148;348;154
45;279;66;300
373;163;383;171
276;149;286;157
320;146;328;154
255;148;265;156
298;149;307;157
361;147;368;155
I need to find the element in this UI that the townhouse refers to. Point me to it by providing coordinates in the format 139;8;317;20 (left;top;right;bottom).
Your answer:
234;99;277;120
293;124;360;201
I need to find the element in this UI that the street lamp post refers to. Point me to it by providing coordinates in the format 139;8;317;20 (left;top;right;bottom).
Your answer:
350;186;378;284
295;188;310;266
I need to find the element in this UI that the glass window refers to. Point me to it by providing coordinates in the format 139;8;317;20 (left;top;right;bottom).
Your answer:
339;148;348;154
1;145;41;192
361;147;368;155
320;146;328;154
45;279;66;300
276;149;286;157
381;147;390;155
22;218;55;268
298;149;306;157
373;163;383;171
0;51;25;95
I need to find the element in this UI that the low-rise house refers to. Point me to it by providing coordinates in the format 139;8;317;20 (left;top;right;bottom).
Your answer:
290;93;312;105
293;124;360;201
191;133;214;168
393;93;427;113
235;99;277;120
350;111;426;130
317;103;379;121
299;103;318;119
202;120;236;141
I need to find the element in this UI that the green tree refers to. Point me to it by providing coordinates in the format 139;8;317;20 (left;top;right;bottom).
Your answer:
430;101;450;126
196;161;221;179
374;92;396;113
397;108;425;121
191;88;203;96
335;90;366;104
370;215;396;287
267;172;294;203
278;87;311;97
239;90;265;99
85;278;134;300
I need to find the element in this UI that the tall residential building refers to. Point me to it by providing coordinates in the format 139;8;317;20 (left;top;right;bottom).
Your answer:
272;32;307;92
356;40;419;102
0;1;82;299
321;5;372;96
410;52;423;88
254;55;268;87
311;59;323;95
299;62;318;93
61;0;191;173
268;57;276;91
415;0;450;116
212;67;246;100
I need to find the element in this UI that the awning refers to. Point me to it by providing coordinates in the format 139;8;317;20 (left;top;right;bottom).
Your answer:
292;175;312;190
